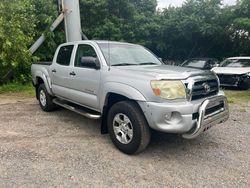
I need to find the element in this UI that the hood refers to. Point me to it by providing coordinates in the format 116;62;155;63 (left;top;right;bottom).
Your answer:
212;67;250;75
113;65;212;80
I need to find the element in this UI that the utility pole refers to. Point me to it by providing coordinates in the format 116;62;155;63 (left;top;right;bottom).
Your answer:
63;0;82;42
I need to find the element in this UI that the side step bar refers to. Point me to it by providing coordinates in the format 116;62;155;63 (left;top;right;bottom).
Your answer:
53;98;101;120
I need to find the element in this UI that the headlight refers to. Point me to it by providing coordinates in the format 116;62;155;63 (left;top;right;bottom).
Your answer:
246;72;250;77
151;80;186;100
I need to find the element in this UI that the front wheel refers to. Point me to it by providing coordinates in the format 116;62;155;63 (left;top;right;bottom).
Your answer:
107;101;151;154
38;84;57;112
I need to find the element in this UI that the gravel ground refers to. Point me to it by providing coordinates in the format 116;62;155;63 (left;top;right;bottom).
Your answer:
0;95;249;188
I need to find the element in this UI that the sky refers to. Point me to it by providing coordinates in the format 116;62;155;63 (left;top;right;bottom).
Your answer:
157;0;237;9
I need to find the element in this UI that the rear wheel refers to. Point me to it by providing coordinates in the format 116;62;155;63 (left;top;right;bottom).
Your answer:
38;84;56;111
107;101;151;154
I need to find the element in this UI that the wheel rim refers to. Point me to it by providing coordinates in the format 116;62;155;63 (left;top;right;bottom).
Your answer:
113;113;133;144
39;90;46;107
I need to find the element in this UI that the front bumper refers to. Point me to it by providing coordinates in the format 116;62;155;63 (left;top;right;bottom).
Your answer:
138;94;229;139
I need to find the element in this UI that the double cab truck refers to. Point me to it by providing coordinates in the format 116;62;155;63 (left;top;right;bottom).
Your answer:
31;40;229;154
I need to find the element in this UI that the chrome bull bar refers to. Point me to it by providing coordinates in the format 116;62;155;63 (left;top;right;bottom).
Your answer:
182;96;229;139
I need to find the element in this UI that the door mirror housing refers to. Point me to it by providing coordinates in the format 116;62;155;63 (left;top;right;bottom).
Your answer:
80;56;100;69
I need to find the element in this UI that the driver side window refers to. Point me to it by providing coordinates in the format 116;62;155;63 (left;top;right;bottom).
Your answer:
74;44;98;68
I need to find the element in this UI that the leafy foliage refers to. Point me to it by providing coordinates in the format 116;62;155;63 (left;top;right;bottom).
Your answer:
0;0;36;83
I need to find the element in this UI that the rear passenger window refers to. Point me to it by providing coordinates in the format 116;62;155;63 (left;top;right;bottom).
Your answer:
56;45;74;66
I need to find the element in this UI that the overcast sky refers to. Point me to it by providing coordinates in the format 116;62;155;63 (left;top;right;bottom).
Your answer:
157;0;237;9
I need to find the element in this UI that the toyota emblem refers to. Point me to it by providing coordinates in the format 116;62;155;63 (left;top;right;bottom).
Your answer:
202;83;210;94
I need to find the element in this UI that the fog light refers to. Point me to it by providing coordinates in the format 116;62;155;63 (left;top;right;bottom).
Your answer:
165;113;172;121
164;112;182;124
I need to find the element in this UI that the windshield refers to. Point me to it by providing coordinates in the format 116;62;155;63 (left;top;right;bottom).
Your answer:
98;43;162;66
183;59;207;68
220;59;250;67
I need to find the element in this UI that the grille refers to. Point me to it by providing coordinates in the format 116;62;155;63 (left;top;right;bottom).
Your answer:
191;79;219;100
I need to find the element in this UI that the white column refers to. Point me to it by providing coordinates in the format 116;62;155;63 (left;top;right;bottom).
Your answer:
63;0;82;42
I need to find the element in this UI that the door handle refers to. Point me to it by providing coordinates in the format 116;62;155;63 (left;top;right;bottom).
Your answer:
69;71;76;76
52;69;56;73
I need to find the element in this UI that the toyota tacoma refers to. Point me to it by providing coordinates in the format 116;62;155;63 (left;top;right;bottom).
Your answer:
31;41;229;154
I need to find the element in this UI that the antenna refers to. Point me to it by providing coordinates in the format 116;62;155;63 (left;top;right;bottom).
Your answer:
108;1;111;70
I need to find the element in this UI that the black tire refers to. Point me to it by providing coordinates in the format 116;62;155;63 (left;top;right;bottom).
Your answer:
38;84;56;112
239;80;250;90
107;101;151;154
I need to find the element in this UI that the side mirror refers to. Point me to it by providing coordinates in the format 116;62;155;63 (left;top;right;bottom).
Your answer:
81;56;100;69
213;63;219;67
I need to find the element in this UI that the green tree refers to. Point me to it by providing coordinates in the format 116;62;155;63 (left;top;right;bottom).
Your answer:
79;0;159;49
159;0;229;60
0;0;36;83
230;0;250;56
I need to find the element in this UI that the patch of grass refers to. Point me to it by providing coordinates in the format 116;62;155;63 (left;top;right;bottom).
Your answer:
0;82;35;97
239;108;247;112
224;89;250;104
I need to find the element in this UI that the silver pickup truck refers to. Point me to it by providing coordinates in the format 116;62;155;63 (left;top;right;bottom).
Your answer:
31;40;229;154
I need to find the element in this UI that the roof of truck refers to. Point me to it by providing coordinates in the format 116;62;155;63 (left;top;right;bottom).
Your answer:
94;40;138;45
61;40;137;46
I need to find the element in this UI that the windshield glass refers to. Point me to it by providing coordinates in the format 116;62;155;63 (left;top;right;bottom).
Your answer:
98;43;162;66
220;59;250;67
183;59;207;68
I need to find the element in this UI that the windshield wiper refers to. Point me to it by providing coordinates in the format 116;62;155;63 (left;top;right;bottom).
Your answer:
139;62;159;65
112;63;136;66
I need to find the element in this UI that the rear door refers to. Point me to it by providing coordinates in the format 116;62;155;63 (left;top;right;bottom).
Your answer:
50;44;75;99
70;44;101;110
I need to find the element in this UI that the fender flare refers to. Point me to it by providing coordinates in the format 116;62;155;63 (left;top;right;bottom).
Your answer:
100;82;147;134
100;82;147;112
34;70;53;96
